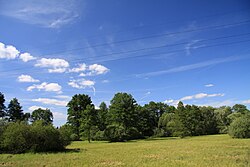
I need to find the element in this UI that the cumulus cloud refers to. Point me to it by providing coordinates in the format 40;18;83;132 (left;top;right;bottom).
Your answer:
79;64;109;76
164;92;225;106
35;58;69;73
28;105;46;111
19;52;36;62
0;42;20;59
17;74;40;83
69;63;86;73
68;78;95;94
205;84;214;87
27;82;62;93
32;98;68;106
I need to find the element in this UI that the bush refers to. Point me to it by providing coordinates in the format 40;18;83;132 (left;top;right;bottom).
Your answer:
1;121;70;153
1;122;32;153
229;115;250;138
59;124;73;145
30;121;66;152
104;124;126;142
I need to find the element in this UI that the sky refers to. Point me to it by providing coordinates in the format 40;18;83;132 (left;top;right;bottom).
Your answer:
0;0;250;126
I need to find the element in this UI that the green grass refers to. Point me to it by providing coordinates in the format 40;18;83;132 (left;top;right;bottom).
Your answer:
0;134;249;167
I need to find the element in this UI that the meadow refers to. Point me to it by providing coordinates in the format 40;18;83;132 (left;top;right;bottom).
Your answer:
0;134;249;167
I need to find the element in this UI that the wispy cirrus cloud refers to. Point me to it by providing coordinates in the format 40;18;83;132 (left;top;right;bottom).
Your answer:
136;55;249;78
0;0;81;28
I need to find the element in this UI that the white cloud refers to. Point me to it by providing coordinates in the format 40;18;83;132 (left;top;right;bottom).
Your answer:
54;95;71;99
35;58;69;73
19;52;36;62
27;82;62;93
28;105;46;111
0;42;20;59
69;63;86;73
68;78;95;95
18;74;40;83
164;92;224;106
88;64;109;75
68;79;95;89
79;64;109;76
53;112;67;120
0;0;81;28
32;98;68;106
205;84;214;87
242;99;250;104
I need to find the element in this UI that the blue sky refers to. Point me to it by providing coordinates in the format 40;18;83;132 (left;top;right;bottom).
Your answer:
0;0;250;126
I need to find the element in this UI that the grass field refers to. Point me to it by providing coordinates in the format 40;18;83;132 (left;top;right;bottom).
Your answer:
0;134;249;167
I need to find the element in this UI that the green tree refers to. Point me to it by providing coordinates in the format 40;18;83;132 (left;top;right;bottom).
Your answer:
0;92;6;119
67;94;92;140
215;106;232;133
97;102;108;131
232;104;248;113
107;92;139;141
229;114;250;138
80;104;98;143
7;98;24;122
31;108;53;125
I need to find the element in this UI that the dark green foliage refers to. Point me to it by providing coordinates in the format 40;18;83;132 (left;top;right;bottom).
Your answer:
0;92;6;118
229;114;250;138
1;122;33;153
7;98;24;122
0;121;70;153
67;94;92;140
232;104;248;113
80;104;98;143
97;102;108;131
104;124;126;142
31;108;53;125
215;106;232;133
30;121;65;152
107;93;140;141
58;124;73;145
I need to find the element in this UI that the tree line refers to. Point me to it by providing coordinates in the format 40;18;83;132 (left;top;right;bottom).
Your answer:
0;91;249;153
65;93;250;142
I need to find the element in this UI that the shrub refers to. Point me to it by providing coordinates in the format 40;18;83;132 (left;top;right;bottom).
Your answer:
30;121;65;152
59;124;73;145
228;115;250;138
104;124;126;142
1;122;32;153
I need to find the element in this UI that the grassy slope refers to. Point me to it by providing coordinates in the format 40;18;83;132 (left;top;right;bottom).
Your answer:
0;135;249;167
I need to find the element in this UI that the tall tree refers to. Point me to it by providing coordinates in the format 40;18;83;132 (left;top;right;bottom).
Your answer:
98;102;108;131
0;92;6;119
31;108;53;125
7;98;24;122
67;94;92;140
80;104;98;143
107;92;139;140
